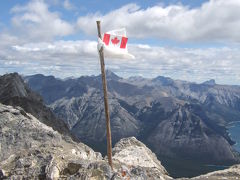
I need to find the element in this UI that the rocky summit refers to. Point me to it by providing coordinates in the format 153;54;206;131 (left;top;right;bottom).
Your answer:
1;102;240;179
0;103;171;179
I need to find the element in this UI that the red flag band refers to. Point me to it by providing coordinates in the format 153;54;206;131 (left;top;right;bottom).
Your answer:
103;33;128;49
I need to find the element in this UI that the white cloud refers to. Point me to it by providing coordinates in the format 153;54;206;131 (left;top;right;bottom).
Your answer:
77;0;240;43
12;40;98;57
11;0;74;41
1;0;240;85
0;40;237;85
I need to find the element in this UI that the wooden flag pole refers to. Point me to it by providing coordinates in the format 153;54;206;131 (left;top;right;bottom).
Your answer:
96;21;113;169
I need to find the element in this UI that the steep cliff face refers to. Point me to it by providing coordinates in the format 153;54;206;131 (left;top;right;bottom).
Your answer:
51;90;140;141
147;104;235;162
0;103;170;179
0;73;69;135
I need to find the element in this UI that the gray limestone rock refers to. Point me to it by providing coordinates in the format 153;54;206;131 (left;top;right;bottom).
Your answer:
112;137;171;180
0;103;170;179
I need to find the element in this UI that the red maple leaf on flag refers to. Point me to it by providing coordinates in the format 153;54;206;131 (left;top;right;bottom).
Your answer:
111;37;120;45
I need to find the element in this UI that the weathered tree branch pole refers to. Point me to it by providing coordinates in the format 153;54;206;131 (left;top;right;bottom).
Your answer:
96;21;113;169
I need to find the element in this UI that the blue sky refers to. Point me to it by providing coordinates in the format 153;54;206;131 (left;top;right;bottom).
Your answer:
1;0;240;85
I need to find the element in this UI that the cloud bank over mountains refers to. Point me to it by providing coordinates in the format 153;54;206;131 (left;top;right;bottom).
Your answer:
77;0;240;42
1;0;240;84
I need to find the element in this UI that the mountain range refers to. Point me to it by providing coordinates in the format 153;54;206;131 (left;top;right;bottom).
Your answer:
0;90;239;179
22;70;240;177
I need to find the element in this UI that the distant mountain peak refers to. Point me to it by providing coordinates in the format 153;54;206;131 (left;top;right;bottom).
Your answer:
105;69;121;80
0;72;29;99
152;76;174;86
0;73;69;135
202;79;216;85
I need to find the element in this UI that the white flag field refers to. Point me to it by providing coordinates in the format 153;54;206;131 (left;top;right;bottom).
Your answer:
97;28;135;59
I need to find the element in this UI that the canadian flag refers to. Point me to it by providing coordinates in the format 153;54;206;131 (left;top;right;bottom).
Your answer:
98;28;135;59
103;34;128;49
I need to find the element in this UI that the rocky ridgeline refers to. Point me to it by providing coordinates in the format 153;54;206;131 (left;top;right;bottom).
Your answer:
0;103;240;179
0;73;69;135
0;103;171;179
